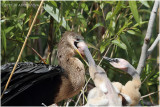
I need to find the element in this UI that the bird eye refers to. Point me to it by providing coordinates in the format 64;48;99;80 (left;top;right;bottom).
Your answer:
115;59;119;63
76;38;80;41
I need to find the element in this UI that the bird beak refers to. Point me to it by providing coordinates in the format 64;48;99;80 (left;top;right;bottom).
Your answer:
103;57;119;63
74;41;89;66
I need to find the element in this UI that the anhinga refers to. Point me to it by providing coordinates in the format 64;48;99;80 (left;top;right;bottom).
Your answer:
77;42;121;106
1;31;88;106
104;57;141;106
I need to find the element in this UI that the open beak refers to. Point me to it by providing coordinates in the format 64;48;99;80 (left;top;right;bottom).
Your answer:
74;41;89;66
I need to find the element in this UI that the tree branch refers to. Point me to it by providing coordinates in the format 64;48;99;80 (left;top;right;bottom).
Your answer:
147;34;160;57
136;1;159;74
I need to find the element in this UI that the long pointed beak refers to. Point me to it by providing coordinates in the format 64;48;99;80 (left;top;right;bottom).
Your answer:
76;41;95;66
74;42;89;66
103;57;119;63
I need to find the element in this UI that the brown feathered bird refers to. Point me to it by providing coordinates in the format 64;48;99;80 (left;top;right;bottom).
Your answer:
1;31;87;106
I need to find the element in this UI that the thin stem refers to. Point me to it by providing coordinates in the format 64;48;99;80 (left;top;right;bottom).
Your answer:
75;77;91;106
1;0;44;99
98;44;112;65
7;38;47;64
140;91;159;100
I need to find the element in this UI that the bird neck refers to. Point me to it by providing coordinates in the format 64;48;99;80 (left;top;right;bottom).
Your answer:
127;67;141;87
84;47;96;66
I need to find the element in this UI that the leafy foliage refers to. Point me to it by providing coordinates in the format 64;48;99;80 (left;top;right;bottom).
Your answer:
1;1;158;106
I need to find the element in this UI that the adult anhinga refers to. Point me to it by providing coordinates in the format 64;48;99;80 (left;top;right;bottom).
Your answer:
104;57;141;106
1;31;87;106
77;42;121;106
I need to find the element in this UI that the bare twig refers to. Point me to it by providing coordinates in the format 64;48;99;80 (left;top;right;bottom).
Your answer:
48;16;54;64
1;0;44;99
136;1;159;75
98;44;112;66
147;34;160;57
140;91;160;100
75;77;91;106
66;98;72;107
7;38;47;64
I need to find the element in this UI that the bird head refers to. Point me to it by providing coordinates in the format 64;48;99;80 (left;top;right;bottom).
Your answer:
103;57;138;77
58;31;86;57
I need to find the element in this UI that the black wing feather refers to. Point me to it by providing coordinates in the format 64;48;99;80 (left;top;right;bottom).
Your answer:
1;62;64;106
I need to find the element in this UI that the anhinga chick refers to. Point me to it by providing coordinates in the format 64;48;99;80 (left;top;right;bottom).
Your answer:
104;57;141;106
1;31;87;106
78;42;121;106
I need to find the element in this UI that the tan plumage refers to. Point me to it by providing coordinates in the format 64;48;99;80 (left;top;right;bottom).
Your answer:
55;31;86;103
121;76;141;106
104;57;141;106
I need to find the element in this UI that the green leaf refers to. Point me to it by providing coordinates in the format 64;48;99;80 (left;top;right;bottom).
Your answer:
92;10;102;16
50;1;57;7
89;23;104;32
132;21;148;28
129;1;140;23
24;17;30;24
100;40;110;53
17;23;22;30
139;1;150;8
81;3;88;12
106;12;112;20
5;26;14;34
18;13;26;19
106;1;122;20
112;39;127;50
120;34;137;61
44;4;70;30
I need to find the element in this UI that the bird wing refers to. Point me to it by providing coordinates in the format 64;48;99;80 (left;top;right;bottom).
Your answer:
1;62;64;106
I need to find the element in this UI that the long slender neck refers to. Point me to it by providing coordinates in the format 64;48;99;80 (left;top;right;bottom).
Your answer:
84;47;96;66
127;66;140;80
127;66;141;87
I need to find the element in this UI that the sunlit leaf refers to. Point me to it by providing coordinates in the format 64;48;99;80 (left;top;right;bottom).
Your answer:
81;3;88;12
18;13;26;19
139;0;150;8
50;1;57;7
5;26;14;34
129;1;140;23
132;21;148;27
112;39;127;50
106;1;122;20
89;23;104;32
44;4;70;30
